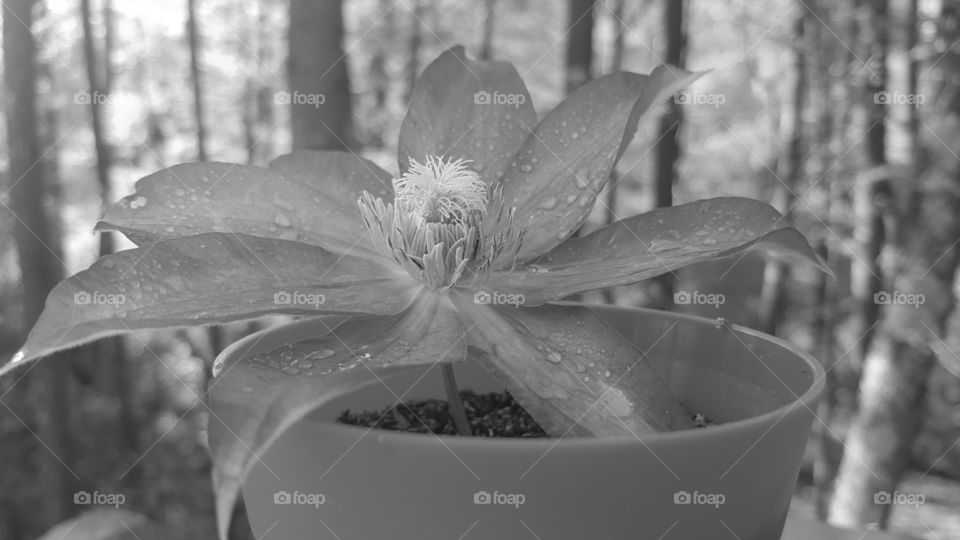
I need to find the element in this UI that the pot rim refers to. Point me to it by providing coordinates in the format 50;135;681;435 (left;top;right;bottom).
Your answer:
220;304;825;449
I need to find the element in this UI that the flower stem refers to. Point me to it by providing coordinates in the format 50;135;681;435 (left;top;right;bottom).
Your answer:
441;362;472;436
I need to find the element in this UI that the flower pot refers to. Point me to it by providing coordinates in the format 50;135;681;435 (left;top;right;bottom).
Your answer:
229;305;823;540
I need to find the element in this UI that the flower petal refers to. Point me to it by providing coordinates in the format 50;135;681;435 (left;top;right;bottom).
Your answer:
397;45;536;183
207;292;466;539
485;197;829;304
2;233;419;372
451;291;692;437
496;66;703;262
97;159;388;256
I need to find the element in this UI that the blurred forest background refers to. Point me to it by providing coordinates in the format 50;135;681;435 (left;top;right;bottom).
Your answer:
1;0;959;538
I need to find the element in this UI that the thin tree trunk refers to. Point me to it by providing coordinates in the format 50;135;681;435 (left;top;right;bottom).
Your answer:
807;0;842;519
847;0;888;372
479;0;496;61
405;0;423;101
758;9;805;335
187;0;207;161
4;0;77;524
602;0;626;305
289;0;353;150
564;0;595;94
651;0;685;309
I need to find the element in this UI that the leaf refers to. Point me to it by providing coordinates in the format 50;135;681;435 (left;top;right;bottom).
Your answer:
398;45;537;184
484;197;829;304
3;233;420;373
494;66;704;262
451;292;692;437
207;292;467;539
97;159;391;256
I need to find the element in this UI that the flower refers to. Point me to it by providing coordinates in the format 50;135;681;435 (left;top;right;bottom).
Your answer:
2;46;824;539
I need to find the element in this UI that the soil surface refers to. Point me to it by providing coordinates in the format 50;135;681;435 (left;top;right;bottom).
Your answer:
338;390;713;436
337;390;549;437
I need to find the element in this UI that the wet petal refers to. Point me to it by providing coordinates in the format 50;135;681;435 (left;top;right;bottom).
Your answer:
451;292;692;437
97;159;389;256
398;46;536;184
208;292;466;539
485;197;829;304
496;66;703;262
3;233;420;372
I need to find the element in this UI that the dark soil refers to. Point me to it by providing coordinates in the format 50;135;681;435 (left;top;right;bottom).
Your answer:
337;390;713;437
337;390;548;438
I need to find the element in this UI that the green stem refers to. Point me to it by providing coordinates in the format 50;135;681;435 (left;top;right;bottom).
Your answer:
441;362;472;436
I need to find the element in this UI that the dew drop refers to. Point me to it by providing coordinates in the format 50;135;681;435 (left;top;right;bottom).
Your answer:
540;197;557;210
588;361;597;368
10;350;25;364
129;196;147;209
702;238;718;246
570;132;579;140
604;370;612;378
175;188;185;197
546;351;562;364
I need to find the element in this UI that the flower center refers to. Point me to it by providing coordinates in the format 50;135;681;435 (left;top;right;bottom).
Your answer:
394;156;487;225
358;155;522;290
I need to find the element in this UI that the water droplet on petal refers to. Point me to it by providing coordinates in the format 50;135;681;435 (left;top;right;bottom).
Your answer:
129;196;147;209
520;164;533;173
540;197;557;210
546;351;562;364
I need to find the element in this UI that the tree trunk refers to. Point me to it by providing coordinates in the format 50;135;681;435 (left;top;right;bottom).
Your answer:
601;0;626;305
289;0;353;150
650;0;685;309
81;0;140;465
807;0;842;519
405;0;423;101
829;0;960;528
564;0;595;94
187;0;208;161
757;9;805;335
479;0;497;60
847;0;889;373
4;0;78;524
